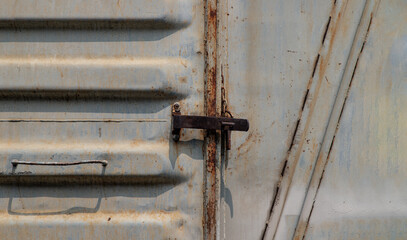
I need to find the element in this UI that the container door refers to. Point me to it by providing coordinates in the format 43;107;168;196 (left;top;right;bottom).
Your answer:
0;1;207;239
219;0;335;239
221;0;406;239
297;0;407;238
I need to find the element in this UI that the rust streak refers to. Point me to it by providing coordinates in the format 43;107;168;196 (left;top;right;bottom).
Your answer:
260;115;302;239
260;186;280;240
322;16;332;44
204;0;218;239
311;54;320;79
262;2;344;239
301;5;376;239
288;119;301;152
301;89;309;111
281;160;288;177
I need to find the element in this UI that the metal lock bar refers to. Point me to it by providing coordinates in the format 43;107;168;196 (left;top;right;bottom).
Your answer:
171;103;249;150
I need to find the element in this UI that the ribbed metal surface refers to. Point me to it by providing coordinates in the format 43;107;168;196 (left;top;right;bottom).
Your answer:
0;0;205;239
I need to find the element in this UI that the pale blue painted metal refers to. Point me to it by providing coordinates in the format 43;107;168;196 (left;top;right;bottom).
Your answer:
2;0;406;239
220;0;332;239
302;0;407;238
0;0;205;239
222;0;407;239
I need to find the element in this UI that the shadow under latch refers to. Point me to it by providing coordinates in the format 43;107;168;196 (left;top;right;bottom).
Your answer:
171;104;249;150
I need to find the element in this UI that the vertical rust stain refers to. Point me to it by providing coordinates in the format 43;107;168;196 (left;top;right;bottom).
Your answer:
206;1;218;117
204;0;218;239
205;137;217;239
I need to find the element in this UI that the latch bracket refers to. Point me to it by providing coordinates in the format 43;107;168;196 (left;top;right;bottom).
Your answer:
172;104;249;150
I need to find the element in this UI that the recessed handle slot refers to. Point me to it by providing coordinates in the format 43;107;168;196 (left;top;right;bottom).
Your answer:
11;160;108;167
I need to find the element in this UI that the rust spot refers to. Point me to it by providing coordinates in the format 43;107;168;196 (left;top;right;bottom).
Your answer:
179;76;187;84
177;163;184;172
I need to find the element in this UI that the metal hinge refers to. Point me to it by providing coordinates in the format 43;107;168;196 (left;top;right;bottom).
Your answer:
171;103;249;150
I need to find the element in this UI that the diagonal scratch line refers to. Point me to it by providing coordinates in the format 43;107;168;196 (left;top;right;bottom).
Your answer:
259;1;337;239
294;0;382;239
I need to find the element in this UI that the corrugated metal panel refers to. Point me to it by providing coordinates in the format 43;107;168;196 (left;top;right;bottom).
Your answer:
0;0;205;239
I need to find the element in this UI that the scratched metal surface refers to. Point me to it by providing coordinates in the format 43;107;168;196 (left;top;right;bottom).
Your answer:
220;0;334;239
0;0;205;239
301;0;407;239
221;0;407;239
270;0;372;239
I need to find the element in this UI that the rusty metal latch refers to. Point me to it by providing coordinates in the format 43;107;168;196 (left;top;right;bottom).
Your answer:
172;103;249;150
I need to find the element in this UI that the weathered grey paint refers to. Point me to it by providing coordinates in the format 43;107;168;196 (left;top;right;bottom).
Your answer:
222;0;406;239
0;0;206;239
2;0;406;239
302;0;407;238
220;0;332;239
274;0;372;239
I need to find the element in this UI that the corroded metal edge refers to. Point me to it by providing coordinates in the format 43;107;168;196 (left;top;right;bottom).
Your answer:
204;0;219;239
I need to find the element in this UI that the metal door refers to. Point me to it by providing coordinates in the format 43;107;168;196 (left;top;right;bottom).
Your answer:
0;0;210;239
296;0;407;238
221;0;407;239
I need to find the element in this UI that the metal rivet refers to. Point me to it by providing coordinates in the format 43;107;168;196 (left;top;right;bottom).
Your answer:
173;102;181;112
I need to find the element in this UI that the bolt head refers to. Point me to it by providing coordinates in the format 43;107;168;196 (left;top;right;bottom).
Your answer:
173;102;181;112
172;134;180;142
